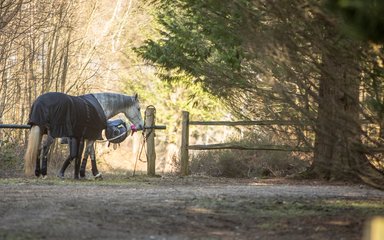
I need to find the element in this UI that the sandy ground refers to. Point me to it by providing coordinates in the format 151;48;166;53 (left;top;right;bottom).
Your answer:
0;176;383;240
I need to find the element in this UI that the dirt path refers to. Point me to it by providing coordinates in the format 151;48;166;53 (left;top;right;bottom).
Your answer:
0;176;383;240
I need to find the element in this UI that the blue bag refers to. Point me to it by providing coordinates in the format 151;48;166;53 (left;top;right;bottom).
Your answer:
106;119;128;144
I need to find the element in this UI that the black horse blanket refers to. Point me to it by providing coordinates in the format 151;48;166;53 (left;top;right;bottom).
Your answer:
28;92;107;139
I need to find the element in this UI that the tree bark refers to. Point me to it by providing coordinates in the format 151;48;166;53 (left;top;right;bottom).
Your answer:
312;40;384;187
312;39;361;179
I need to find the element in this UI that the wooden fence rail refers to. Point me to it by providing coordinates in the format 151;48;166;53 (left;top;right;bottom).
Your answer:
180;111;312;176
189;120;311;126
0;124;31;129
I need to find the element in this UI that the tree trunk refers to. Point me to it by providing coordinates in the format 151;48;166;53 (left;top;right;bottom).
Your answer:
312;41;384;187
312;39;361;180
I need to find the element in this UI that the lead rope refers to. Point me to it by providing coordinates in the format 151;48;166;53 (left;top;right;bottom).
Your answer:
132;135;146;176
96;131;128;143
132;106;155;176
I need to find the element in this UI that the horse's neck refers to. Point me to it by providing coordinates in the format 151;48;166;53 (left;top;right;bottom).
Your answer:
93;93;132;119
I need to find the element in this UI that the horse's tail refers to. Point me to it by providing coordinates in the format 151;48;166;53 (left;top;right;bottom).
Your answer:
24;125;41;177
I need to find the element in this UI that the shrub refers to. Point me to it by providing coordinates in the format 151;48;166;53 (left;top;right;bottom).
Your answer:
189;131;310;178
0;141;24;176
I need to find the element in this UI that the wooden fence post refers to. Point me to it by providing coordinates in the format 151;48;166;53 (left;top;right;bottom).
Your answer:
145;106;156;176
180;111;189;176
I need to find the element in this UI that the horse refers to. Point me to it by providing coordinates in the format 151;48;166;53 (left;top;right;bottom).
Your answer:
24;92;144;179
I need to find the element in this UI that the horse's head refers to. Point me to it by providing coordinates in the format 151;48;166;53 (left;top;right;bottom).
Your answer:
124;93;144;131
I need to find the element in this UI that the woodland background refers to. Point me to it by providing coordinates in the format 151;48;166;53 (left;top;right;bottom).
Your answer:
1;0;384;187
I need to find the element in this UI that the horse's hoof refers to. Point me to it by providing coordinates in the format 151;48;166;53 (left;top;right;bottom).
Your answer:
57;172;65;179
94;173;103;180
42;175;47;180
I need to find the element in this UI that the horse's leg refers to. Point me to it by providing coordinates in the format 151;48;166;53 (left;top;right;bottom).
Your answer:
74;137;85;179
35;134;48;177
58;138;78;179
35;147;42;177
79;156;88;178
83;140;97;176
41;135;54;178
89;140;102;179
80;140;91;178
90;149;100;176
58;155;71;179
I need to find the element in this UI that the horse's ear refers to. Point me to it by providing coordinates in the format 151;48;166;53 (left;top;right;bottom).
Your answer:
134;93;138;101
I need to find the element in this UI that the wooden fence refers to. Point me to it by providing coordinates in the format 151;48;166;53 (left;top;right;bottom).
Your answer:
180;111;312;176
